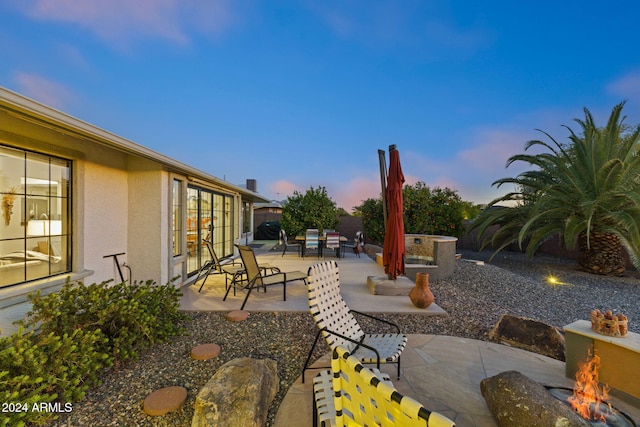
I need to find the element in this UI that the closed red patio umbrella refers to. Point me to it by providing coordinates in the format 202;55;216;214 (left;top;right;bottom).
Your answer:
382;145;405;280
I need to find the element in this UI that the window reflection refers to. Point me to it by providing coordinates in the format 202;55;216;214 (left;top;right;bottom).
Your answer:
0;146;71;288
185;186;234;277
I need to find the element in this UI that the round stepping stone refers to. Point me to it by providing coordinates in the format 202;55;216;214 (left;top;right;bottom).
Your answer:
226;310;249;322
143;386;187;416
190;343;221;360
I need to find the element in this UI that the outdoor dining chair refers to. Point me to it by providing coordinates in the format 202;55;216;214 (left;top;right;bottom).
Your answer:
313;345;456;427
341;231;364;257
302;261;407;383
324;231;341;258
280;229;301;257
304;228;321;258
223;244;308;310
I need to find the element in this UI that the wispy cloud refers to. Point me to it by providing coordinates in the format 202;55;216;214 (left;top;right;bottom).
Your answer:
268;180;301;200
606;70;640;98
267;134;527;210
457;129;527;173
307;1;493;55
16;0;237;49
266;112;572;210
332;176;382;212
423;19;494;51
266;175;381;212
13;72;76;109
56;43;94;73
307;0;406;41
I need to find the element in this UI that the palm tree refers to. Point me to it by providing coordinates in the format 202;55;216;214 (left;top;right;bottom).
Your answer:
471;102;640;276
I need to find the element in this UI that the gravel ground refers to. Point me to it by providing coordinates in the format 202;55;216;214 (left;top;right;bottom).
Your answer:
44;250;640;427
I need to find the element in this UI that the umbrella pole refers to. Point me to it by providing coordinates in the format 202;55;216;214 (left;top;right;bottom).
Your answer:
378;149;388;230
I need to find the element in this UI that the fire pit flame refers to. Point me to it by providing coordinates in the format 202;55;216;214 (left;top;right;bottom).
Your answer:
548;387;636;427
568;350;613;422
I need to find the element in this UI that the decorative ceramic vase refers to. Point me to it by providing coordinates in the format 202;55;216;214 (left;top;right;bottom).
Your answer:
409;272;434;309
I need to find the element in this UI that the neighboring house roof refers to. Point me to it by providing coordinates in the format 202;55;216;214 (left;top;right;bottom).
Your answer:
0;87;270;203
254;201;283;210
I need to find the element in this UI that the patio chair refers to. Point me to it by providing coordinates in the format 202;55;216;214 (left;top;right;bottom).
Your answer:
302;261;407;383
223;244;308;310
341;231;364;258
324;231;341;258
194;239;244;292
312;345;456;427
280;229;301;257
304;228;320;258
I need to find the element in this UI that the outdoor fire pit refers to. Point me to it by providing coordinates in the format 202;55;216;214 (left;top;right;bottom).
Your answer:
564;320;640;402
548;387;636;427
481;349;639;427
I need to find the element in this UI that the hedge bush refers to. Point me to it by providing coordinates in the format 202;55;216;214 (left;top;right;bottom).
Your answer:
0;328;109;427
22;279;188;362
355;181;465;243
1;278;189;426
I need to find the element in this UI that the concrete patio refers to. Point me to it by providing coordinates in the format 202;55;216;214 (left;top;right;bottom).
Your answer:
179;241;640;427
180;241;446;315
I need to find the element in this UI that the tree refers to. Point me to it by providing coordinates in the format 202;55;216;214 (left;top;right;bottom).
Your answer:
280;186;338;236
336;207;351;217
354;182;466;244
355;197;385;243
470;102;640;275
460;201;482;220
403;183;464;237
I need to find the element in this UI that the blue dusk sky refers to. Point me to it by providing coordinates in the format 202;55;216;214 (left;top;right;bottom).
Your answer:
2;1;640;211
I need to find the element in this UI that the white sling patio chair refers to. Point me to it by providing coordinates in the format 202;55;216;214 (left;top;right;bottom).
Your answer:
302;260;408;383
312;345;456;427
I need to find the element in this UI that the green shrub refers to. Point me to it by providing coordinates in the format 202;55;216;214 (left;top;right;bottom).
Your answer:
356;198;386;243
0;278;189;426
21;279;188;362
0;328;109;427
355;182;466;243
403;184;464;237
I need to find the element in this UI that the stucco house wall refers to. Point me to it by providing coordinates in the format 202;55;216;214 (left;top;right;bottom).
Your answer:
82;159;130;281
0;87;268;336
126;157;168;285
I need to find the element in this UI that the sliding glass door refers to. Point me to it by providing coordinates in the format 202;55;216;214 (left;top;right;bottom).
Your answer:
186;186;234;276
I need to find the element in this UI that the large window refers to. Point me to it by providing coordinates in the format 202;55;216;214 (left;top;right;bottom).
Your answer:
0;145;71;288
186;186;234;276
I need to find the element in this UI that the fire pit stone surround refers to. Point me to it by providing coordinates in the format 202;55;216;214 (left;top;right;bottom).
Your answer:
404;234;458;281
373;234;458;281
481;370;592;427
481;371;638;426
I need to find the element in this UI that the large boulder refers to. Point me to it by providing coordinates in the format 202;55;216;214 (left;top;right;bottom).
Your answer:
489;314;566;361
192;357;279;427
481;371;589;427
